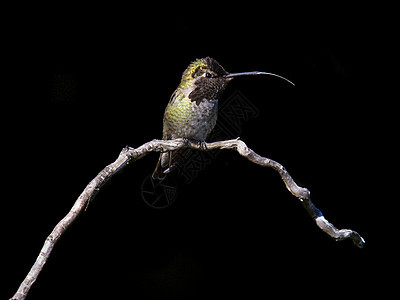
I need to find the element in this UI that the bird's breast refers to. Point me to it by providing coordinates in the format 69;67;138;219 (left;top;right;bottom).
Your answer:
163;97;218;140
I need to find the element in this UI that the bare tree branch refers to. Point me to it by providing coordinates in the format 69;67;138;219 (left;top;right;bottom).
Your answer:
10;138;365;300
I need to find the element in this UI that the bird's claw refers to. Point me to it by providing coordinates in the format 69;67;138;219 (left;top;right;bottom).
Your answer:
182;137;190;145
197;140;207;150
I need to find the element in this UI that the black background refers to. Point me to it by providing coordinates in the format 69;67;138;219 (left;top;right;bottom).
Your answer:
3;5;394;300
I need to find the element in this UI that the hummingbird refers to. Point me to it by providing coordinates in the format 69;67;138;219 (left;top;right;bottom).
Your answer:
152;57;294;180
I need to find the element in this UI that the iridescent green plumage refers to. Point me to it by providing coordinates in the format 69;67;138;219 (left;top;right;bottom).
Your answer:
152;57;294;179
153;57;230;179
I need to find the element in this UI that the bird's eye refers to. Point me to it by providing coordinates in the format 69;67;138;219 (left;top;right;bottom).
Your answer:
205;72;212;78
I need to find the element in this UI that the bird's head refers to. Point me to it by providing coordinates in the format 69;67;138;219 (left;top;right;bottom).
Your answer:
179;57;294;105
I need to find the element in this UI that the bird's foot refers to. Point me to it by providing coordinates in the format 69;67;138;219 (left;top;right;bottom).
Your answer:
197;140;207;150
182;137;190;145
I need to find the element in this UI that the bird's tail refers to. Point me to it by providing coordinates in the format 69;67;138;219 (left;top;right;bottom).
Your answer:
152;152;170;180
152;149;192;180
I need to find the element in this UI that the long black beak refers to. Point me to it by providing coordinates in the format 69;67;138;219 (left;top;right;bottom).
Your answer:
224;71;295;86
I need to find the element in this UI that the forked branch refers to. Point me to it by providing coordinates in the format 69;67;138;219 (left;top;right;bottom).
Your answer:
10;138;365;300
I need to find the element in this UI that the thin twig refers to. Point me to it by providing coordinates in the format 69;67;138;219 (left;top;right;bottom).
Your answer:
10;138;365;300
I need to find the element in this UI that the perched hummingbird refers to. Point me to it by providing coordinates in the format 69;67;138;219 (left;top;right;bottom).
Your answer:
152;57;294;180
